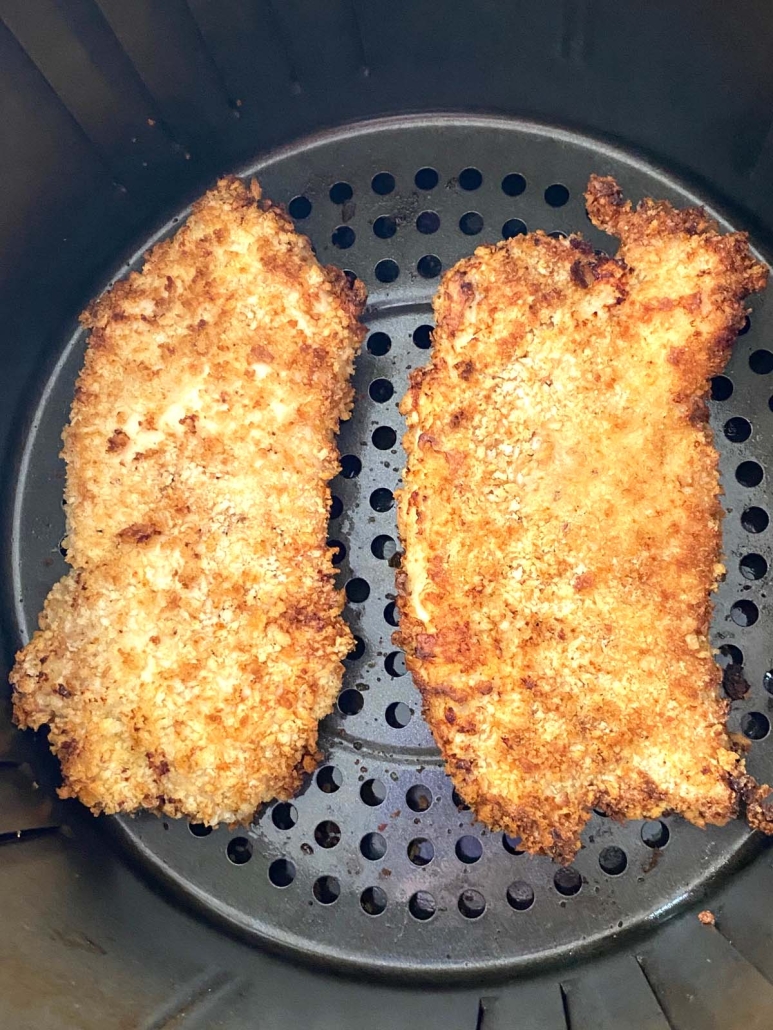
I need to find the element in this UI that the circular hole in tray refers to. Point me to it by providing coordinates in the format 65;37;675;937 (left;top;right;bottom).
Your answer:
724;417;752;443
544;183;570;207
502;172;527;196
641;820;670;848
346;577;370;603
455;835;483;864
719;644;744;665
189;823;212;837
742;711;770;740
372;425;396;449
340;453;362;478
458;890;486;919
415;167;439;190
370;487;394;512
730;600;759;627
599;845;628;875
268;858;295;887
288;195;311;219
406;785;432;812
459;211;484;235
740;553;767;580
711;375;733;401
369;378;394;402
407;837;435;866
750;349;773;374
409;891;436;921
367;331;391;356
736;461;763;487
458;167;482;190
227;837;253;865
416;211;440;234
314;820;341;849
507;881;535;910
553;867;583;897
374;259;399;283
329;181;353;204
360;832;387;860
417;254;442;278
384;651;407;677
503;833;524;855
371;534;397;560
361;779;387;806
502;218;528;238
373;215;397;239
313;876;341;905
741;506;769;533
384;601;399;626
338;688;364;715
385;701;412;728
413;324;433;348
361;886;387;916
316;766;343;793
271;803;298;830
332;225;355;249
371;171;395;195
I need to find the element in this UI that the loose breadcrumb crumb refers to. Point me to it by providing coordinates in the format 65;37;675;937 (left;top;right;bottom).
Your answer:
698;910;716;926
11;177;366;826
397;175;770;862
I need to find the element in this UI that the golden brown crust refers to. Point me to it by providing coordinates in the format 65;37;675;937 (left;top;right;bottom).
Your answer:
10;176;367;825
397;177;768;862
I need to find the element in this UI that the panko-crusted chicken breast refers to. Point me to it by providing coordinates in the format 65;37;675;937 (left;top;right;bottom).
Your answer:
397;175;771;862
11;177;366;826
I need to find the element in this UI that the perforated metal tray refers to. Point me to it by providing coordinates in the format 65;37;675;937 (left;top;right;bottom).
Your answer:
10;117;773;997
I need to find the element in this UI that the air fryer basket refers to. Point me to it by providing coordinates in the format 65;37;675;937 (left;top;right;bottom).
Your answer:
3;4;773;1029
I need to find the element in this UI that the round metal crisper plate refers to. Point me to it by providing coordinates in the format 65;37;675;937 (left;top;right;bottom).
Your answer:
12;116;773;981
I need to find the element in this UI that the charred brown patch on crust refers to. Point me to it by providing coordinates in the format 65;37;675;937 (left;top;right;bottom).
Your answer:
722;663;751;701
573;572;595;591
117;522;161;544
106;429;130;453
249;343;274;363
570;258;595;288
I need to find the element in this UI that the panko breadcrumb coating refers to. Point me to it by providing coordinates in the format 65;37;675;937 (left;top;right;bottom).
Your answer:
397;175;771;862
11;176;367;825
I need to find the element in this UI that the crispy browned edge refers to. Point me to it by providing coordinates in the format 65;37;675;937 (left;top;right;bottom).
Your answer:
83;178;368;334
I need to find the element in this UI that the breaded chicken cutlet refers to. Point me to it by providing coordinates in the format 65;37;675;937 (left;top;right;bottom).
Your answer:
11;176;366;825
397;175;771;862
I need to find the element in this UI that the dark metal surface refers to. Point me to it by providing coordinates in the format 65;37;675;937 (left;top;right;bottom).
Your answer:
10;116;773;983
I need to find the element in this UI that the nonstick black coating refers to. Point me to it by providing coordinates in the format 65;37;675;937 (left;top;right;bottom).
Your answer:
10;115;773;981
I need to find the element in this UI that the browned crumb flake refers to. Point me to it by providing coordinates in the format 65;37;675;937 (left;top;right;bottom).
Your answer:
698;910;716;926
397;174;769;863
10;177;366;826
